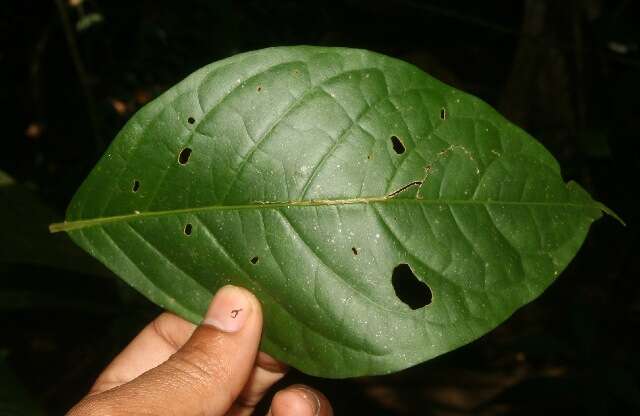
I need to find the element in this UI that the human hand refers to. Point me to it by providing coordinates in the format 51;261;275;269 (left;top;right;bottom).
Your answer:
68;285;332;415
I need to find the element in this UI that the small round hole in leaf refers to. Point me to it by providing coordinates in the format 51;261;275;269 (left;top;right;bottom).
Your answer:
250;256;259;264
178;148;192;165
184;223;193;236
392;264;432;309
257;86;262;92
188;116;195;124
132;179;140;192
390;136;405;154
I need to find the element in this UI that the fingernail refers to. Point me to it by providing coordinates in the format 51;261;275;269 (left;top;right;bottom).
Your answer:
202;285;252;332
290;387;321;416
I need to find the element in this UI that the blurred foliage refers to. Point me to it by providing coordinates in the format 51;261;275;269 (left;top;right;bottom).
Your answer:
1;0;638;414
0;170;111;277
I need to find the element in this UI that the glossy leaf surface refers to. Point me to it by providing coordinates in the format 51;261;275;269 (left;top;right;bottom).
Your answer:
51;47;611;377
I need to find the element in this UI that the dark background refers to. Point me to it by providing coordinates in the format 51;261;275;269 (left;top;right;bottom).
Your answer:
1;0;638;414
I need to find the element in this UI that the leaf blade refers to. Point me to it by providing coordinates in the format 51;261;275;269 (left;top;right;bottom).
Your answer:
54;46;612;377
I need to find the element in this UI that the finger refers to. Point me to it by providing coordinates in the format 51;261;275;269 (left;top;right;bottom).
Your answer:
91;312;196;394
70;285;263;416
269;384;333;416
225;352;289;416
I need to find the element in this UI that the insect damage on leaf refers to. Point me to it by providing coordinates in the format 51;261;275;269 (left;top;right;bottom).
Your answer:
390;135;406;154
391;264;432;310
49;46;620;378
178;148;192;165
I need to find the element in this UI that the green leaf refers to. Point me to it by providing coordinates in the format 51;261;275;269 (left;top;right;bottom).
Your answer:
0;169;15;187
76;12;103;32
50;46;615;378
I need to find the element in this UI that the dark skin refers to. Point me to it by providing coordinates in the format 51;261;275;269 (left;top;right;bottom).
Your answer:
68;285;333;416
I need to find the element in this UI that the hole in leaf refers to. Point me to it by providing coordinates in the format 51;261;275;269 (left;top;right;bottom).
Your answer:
257;86;262;92
132;179;140;192
390;136;405;154
184;223;193;236
440;108;447;120
178;148;192;165
250;256;259;264
188;116;195;124
392;264;432;309
352;247;358;255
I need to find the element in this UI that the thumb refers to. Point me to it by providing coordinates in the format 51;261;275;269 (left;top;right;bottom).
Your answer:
75;285;263;416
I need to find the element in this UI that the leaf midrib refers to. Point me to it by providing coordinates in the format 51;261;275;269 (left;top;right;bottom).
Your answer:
50;195;599;233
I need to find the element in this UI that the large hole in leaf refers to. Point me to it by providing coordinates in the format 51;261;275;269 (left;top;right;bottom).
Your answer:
187;116;195;124
178;148;192;165
392;264;432;309
390;135;405;154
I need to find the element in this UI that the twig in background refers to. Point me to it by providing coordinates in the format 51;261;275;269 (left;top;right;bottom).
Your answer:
54;0;104;153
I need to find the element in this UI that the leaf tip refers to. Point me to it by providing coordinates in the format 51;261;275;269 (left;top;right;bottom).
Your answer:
597;202;626;226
